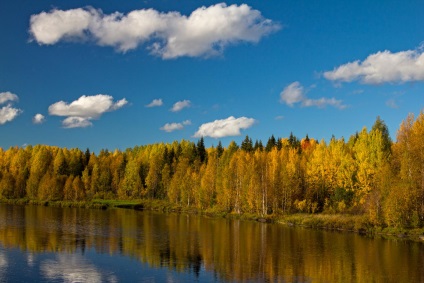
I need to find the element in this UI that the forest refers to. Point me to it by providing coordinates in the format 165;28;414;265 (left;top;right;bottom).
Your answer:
1;112;424;229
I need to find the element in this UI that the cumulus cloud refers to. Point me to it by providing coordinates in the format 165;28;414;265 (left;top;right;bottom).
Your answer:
33;113;46;124
323;48;424;84
160;120;191;132
280;82;346;109
62;117;92;128
30;8;92;44
49;94;127;118
0;92;19;104
29;4;280;58
48;94;127;128
171;100;191;112
279;81;304;106
0;105;22;125
193;116;256;138
146;98;163;108
0;92;22;125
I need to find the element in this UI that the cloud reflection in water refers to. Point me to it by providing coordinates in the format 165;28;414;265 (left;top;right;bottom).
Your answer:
41;254;117;283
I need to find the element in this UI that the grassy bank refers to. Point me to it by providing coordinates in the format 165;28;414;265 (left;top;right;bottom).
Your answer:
280;213;424;241
0;198;204;212
1;198;423;241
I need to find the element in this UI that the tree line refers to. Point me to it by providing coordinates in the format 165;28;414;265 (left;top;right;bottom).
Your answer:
1;112;424;228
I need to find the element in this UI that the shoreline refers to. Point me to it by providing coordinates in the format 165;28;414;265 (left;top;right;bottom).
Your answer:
1;198;424;242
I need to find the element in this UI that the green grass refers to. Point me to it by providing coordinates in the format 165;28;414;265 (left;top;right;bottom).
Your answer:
279;213;424;241
92;199;144;209
280;213;375;234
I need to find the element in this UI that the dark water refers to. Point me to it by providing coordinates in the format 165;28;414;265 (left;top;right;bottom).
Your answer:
0;204;422;282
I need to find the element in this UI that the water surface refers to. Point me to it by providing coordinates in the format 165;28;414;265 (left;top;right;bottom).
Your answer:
0;204;422;282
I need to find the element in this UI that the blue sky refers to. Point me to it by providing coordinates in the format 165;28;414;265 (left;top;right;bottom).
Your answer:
1;0;423;152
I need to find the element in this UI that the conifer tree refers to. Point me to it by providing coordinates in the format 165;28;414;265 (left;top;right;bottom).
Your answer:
216;141;224;158
254;140;264;151
84;148;91;167
288;132;300;149
265;135;277;152
196;137;207;163
241;135;253;152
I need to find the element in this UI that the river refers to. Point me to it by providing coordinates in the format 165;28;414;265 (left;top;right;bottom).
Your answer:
0;204;422;282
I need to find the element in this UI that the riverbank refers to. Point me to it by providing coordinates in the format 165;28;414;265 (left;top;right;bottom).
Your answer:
280;213;424;242
1;198;424;242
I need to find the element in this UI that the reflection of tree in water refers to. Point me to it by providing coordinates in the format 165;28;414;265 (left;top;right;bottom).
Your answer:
0;205;423;282
187;249;202;278
159;245;171;267
157;214;203;278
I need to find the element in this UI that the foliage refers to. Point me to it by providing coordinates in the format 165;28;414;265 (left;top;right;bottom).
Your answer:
1;114;424;229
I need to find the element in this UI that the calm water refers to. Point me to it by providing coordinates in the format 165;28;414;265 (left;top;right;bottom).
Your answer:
0;204;422;282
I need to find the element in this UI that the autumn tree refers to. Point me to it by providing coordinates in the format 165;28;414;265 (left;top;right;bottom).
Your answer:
145;151;163;199
9;148;30;198
0;171;15;199
53;148;68;176
199;149;217;209
110;150;126;196
26;146;52;199
119;156;142;199
389;112;424;226
168;157;190;205
63;175;74;201
38;172;62;201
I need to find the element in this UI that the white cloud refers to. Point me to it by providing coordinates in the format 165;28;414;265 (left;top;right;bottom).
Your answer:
193;116;256;138
161;123;182;132
49;94;127;118
0;92;22;125
280;81;346;109
33;113;46;124
0;105;22;125
0;92;19;104
280;82;305;106
30;8;92;45
48;94;127;128
62;117;92;128
112;98;128;110
160;120;191;132
171;100;191;112
146;98;163;108
29;4;280;58
323;48;424;84
275;115;284;120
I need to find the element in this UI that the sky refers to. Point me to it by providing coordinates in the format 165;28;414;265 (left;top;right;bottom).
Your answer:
1;0;424;152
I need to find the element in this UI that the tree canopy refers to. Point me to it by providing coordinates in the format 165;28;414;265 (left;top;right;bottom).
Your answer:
1;115;424;228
